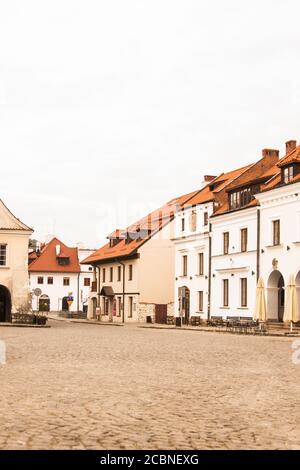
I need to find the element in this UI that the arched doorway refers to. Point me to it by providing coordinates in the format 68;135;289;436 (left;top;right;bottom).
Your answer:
178;286;190;325
39;294;50;312
267;270;285;322
0;285;12;322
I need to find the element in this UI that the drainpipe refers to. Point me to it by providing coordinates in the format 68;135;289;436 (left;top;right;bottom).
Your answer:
97;265;101;308
77;273;80;312
256;208;261;283
207;222;212;321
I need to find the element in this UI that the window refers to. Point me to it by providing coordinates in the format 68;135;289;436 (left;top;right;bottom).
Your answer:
283;166;293;184
110;267;113;282
117;296;122;316
84;278;90;287
128;264;133;281
182;255;188;276
273;220;280;246
181;217;185;232
102;268;106;283
223;279;229;307
241;228;248;252
203;212;208;226
198;291;204;312
0;244;7;266
117;266;121;282
128;296;133;318
57;257;70;266
47;277;53;285
63;277;70;286
223;232;229;255
229;185;260;210
241;278;247;307
198;253;204;275
37;276;44;285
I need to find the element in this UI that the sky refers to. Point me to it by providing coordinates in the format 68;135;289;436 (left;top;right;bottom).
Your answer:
1;0;300;248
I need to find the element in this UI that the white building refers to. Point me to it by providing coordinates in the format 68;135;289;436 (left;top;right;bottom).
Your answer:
29;237;95;314
256;140;300;321
0;199;33;322
174;146;287;322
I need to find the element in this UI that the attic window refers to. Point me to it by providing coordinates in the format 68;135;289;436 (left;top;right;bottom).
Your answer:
229;185;260;210
283;166;293;184
57;257;70;266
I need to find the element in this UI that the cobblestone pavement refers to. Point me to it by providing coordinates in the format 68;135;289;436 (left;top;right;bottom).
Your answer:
0;321;300;450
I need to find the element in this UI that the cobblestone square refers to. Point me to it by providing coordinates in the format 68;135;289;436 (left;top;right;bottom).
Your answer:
0;321;300;450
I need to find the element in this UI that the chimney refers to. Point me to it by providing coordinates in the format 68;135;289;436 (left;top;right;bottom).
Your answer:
262;148;279;160
56;244;61;256
204;175;216;182
286;140;297;155
158;211;163;227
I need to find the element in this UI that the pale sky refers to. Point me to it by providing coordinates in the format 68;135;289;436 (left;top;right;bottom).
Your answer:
1;0;300;248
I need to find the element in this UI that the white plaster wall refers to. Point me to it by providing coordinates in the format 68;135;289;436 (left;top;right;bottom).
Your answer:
210;208;258;318
30;272;80;312
174;202;213;319
256;183;300;320
0;231;32;312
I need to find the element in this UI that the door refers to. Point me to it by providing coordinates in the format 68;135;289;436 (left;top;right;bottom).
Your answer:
62;297;69;311
155;304;167;324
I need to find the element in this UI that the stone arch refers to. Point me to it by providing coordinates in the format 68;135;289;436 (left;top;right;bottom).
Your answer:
267;270;285;322
0;285;12;322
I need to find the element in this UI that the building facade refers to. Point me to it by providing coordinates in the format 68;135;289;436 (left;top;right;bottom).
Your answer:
0;199;33;322
29;237;94;313
82;195;194;323
174;140;300;323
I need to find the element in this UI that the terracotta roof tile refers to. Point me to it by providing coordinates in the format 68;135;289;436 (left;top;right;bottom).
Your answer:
29;237;81;273
81;191;198;265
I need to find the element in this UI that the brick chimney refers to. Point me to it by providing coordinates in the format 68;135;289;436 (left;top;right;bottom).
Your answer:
286;140;297;155
262;148;280;160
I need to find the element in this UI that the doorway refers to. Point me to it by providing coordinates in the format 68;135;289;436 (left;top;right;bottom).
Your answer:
0;285;12;322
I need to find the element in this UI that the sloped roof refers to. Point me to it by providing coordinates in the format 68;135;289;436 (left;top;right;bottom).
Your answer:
29;237;81;273
260;143;300;192
81;192;195;265
0;199;33;232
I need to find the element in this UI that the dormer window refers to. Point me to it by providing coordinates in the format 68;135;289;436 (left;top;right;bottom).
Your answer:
57;257;70;266
229;184;260;210
283;166;293;184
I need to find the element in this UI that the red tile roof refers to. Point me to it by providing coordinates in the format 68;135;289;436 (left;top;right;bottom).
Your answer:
81;192;196;265
29;237;81;273
260;142;300;192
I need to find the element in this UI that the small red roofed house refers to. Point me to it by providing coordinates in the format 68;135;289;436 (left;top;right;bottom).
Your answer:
29;237;95;314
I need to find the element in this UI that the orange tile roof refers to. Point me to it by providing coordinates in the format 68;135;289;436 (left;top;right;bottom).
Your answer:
82;192;196;265
29;237;81;273
260;143;300;192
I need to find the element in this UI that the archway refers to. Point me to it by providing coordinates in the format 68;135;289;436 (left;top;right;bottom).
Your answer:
267;270;285;322
178;286;190;325
39;294;50;312
0;285;12;322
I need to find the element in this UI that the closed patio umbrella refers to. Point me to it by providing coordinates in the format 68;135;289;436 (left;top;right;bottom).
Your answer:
253;277;267;323
284;274;299;332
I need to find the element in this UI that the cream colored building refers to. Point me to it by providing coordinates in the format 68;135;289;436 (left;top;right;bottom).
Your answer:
0;199;33;322
82;195;192;323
